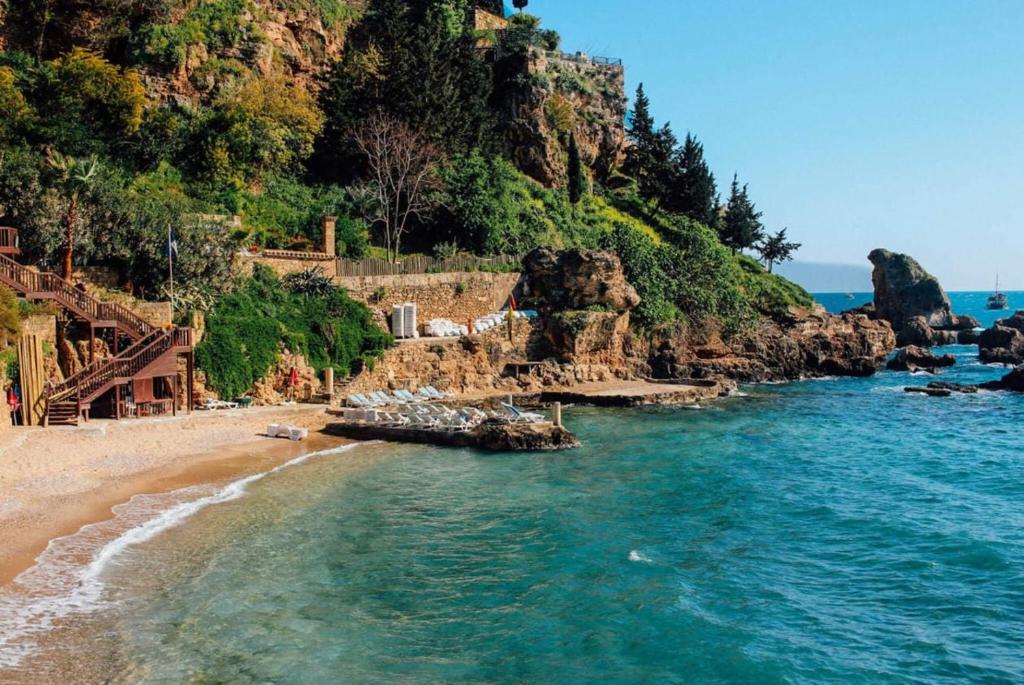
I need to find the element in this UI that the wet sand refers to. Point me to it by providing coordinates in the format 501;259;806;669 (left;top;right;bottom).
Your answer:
0;405;346;586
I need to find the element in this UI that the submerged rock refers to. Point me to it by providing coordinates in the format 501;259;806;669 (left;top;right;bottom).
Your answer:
981;365;1024;392
886;345;956;373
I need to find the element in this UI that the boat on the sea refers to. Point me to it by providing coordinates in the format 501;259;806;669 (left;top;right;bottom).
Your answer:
987;276;1009;310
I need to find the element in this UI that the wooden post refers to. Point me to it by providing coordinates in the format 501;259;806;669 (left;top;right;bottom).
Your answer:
172;374;177;417
553;402;562;427
88;325;95;365
324;367;334;398
115;384;121;419
186;352;194;414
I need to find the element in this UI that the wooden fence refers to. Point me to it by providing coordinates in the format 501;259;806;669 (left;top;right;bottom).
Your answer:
336;254;523;278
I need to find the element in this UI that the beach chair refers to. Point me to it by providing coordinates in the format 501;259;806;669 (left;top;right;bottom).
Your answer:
348;395;369;407
395;389;418;402
370;391;395;406
423;386;447;400
353;394;376;407
500;402;545;424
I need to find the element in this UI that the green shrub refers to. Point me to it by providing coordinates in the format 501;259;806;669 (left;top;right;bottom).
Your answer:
734;254;814;318
196;266;391;398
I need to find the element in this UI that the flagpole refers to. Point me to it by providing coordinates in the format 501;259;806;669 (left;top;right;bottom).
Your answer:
168;222;174;325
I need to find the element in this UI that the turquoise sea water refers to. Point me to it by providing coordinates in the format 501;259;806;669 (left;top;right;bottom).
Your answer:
4;293;1024;683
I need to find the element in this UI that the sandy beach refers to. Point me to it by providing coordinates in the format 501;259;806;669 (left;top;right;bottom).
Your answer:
0;405;346;586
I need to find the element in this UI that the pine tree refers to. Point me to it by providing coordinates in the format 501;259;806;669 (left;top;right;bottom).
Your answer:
668;133;718;227
758;228;801;273
719;174;764;254
567;132;585;205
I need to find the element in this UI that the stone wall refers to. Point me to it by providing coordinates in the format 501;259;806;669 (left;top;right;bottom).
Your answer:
337;272;521;334
21;315;56;346
345;319;536;397
133;302;173;327
238;253;338;279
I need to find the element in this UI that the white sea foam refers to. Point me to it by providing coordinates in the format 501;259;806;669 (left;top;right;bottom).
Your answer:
629;550;653;564
0;442;362;670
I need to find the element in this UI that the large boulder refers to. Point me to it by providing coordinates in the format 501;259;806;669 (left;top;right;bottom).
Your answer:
896;316;958;347
978;324;1024;365
869;248;954;330
522;248;640;313
886;345;956;372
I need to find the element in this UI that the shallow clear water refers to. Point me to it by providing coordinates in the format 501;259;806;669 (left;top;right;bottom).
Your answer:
6;293;1024;684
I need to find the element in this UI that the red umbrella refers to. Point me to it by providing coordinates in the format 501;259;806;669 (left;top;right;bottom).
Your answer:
289;367;300;387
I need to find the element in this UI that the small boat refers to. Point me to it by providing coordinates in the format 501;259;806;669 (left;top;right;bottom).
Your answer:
987;276;1009;311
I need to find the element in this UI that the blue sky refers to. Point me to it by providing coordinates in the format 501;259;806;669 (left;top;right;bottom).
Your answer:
522;0;1024;290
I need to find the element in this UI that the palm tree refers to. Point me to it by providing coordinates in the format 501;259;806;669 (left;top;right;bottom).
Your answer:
513;0;528;12
46;150;99;281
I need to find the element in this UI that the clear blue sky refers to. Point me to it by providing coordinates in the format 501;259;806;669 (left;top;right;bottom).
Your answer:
523;0;1024;290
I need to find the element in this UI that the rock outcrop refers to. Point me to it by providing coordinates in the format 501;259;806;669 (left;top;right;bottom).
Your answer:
522;248;640;313
868;249;975;346
647;309;896;382
886;346;956;373
978;311;1024;365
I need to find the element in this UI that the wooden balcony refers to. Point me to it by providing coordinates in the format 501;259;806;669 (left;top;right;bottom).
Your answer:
0;227;20;256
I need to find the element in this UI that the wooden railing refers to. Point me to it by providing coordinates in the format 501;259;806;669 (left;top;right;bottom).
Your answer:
336;253;522;278
0;253;154;339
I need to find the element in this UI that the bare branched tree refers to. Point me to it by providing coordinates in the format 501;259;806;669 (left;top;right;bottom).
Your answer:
352;112;443;264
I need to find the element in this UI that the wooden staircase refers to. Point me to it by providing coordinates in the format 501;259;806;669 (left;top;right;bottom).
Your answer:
44;328;193;425
0;253;153;341
0;245;194;426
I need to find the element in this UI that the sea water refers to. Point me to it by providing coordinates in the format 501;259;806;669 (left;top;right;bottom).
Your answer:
3;293;1023;684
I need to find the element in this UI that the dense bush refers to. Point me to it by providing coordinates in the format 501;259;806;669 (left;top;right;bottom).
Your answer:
195;266;391;398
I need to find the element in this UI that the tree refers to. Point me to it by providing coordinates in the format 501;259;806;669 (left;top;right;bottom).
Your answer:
668;133;718;227
46;149;99;280
624;84;677;208
719;174;763;254
513;0;529;11
758;228;801;273
316;0;495;180
567;132;585;205
352;112;444;263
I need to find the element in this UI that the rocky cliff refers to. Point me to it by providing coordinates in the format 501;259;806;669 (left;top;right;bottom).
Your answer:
495;49;627;187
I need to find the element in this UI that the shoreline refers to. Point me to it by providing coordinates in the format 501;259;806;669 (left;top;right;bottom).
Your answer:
0;405;346;587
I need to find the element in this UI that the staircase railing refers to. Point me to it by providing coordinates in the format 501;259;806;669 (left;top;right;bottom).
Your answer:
46;326;190;407
0;253;154;339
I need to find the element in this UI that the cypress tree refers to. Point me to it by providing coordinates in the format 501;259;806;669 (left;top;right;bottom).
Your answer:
567;132;585;205
720;174;764;254
669;133;718;227
624;83;656;185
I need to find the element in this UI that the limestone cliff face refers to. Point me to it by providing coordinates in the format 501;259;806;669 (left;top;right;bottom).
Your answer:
495;49;627;187
145;0;363;105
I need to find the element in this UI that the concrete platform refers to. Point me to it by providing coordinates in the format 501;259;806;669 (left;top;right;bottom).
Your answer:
538;379;733;408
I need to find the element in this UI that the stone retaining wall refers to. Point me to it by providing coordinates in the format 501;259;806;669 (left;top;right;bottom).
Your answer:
337;272;521;334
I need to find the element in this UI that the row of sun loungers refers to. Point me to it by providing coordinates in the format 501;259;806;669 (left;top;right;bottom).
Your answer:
342;401;545;431
347;387;449;408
